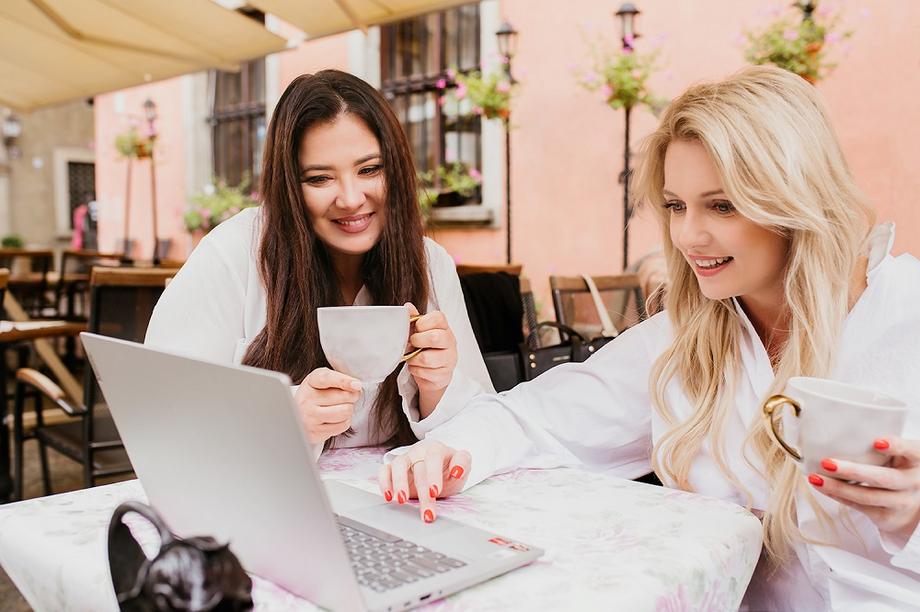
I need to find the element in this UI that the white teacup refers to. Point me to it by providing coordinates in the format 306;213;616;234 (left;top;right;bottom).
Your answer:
763;377;907;477
317;306;422;384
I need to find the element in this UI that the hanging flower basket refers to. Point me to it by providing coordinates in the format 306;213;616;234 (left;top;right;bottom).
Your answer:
437;67;515;121
576;36;667;114
115;126;156;159
744;5;853;84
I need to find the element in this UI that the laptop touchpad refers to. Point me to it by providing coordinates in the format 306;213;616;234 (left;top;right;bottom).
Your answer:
324;480;384;514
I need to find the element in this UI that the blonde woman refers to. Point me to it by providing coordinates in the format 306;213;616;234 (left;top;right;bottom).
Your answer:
378;66;920;610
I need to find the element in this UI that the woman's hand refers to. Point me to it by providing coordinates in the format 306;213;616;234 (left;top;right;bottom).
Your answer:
378;441;471;523
404;303;458;415
294;367;362;446
809;437;920;544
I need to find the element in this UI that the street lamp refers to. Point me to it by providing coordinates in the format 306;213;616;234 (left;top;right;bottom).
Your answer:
615;3;640;48
495;21;518;265
615;2;640;270
795;0;816;22
143;98;161;265
2;114;23;159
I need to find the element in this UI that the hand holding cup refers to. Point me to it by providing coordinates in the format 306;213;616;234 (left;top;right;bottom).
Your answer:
404;302;458;395
294;367;362;446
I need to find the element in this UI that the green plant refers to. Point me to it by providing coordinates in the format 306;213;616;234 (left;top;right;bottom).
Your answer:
577;36;667;113
438;67;514;120
744;5;852;83
115;125;155;159
185;178;259;233
416;172;437;220
1;234;24;248
437;163;482;198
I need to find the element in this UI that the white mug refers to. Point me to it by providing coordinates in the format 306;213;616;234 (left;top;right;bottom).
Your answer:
317;306;422;384
763;377;907;476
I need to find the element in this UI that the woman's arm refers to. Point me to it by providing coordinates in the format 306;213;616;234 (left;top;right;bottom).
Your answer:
144;231;247;362
397;240;494;433
381;313;665;521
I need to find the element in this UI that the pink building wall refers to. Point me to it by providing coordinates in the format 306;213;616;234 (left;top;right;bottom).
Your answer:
432;0;919;316
95;79;187;261
94;1;919;317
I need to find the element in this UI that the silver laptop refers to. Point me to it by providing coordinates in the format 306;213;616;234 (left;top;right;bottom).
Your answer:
80;332;541;611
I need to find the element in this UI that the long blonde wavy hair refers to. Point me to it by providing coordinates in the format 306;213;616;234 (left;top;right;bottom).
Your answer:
633;66;875;564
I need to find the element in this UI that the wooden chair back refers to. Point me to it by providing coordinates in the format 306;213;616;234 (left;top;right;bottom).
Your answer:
550;273;644;339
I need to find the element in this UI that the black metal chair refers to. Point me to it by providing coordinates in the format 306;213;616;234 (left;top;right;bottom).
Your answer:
54;249;123;322
0;248;54;317
12;266;178;499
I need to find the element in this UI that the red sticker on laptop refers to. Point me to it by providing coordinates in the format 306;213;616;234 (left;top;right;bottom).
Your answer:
488;536;529;551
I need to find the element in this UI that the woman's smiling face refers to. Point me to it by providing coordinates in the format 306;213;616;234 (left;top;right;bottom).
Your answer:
299;113;386;258
664;139;788;304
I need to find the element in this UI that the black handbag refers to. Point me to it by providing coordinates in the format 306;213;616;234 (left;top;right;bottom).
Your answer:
108;501;253;611
483;349;524;392
520;321;615;381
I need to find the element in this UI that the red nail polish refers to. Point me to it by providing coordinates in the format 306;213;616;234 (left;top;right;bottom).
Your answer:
423;509;435;523
397;491;407;504
384;490;392;502
820;459;838;472
449;466;464;479
808;474;824;487
429;485;439;498
874;438;890;450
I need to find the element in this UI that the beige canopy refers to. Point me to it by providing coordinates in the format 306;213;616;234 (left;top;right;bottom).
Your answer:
248;0;476;39
0;0;288;111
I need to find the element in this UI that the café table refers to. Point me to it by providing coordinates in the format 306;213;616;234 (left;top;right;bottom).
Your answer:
0;447;762;610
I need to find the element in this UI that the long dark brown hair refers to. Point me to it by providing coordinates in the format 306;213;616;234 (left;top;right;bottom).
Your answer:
243;70;429;448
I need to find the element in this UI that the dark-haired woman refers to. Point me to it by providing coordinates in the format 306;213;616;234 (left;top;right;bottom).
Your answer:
146;70;492;460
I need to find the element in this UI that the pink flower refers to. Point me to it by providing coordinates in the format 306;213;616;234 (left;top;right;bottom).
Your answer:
468;168;482;181
438;96;447;106
623;34;635;47
601;84;614;99
783;28;799;41
472;106;483;115
455;83;467;99
199;208;212;220
496;80;511;93
446;68;457;79
436;78;447;89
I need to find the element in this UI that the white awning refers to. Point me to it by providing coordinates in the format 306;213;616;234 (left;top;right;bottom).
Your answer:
248;0;476;39
0;0;289;111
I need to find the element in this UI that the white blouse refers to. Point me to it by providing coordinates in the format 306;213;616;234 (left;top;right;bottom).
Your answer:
145;207;494;452
407;224;920;611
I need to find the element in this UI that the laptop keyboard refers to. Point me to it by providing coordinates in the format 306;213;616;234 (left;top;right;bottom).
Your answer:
337;515;467;593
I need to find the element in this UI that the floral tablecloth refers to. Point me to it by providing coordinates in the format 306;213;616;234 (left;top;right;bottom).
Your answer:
0;447;762;611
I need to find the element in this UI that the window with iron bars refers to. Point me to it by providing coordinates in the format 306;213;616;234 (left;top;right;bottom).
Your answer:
208;9;266;188
380;3;482;204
